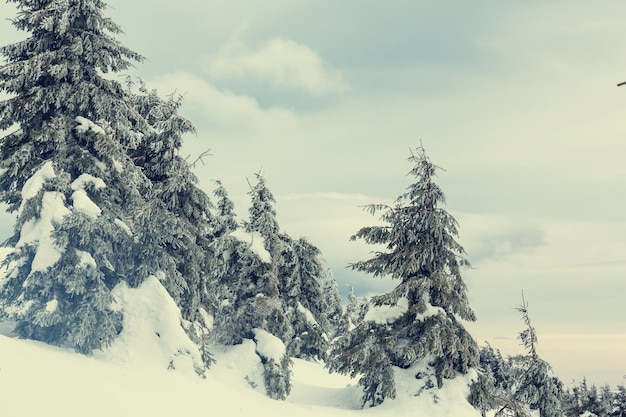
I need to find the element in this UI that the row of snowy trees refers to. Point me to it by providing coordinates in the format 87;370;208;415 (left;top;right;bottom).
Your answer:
561;380;626;417
0;0;346;400
0;0;574;414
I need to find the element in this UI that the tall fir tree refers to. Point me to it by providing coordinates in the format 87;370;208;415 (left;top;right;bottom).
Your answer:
0;0;209;357
0;0;159;352
328;146;479;407
129;85;217;368
211;179;238;239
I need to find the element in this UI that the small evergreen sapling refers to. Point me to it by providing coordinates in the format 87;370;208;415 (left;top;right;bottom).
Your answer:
509;295;563;417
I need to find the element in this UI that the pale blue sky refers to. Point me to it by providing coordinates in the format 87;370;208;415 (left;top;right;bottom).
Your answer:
1;0;626;387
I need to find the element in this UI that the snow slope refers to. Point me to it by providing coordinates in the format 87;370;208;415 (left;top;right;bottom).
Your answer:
0;331;482;417
0;247;482;417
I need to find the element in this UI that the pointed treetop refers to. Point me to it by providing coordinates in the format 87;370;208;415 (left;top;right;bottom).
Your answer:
246;172;279;238
516;291;539;360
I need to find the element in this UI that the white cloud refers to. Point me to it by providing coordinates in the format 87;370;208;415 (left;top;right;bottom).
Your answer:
454;213;546;262
202;36;346;96
146;71;297;132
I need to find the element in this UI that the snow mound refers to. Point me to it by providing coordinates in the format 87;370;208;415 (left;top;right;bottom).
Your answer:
71;173;106;191
211;340;266;395
70;173;106;220
253;328;286;362
71;188;102;219
96;276;203;375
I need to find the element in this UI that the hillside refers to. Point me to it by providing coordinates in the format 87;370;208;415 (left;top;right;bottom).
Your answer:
0;255;482;417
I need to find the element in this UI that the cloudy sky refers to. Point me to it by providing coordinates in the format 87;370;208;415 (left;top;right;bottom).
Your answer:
1;0;626;387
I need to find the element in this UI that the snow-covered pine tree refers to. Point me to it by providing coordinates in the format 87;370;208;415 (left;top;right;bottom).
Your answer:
599;385;616;417
211;179;238;238
509;296;562;417
245;172;280;250
328;146;479;407
562;379;618;417
319;268;345;342
340;286;369;334
282;236;337;361
561;383;584;417
211;173;340;398
206;179;239;327
245;173;341;361
612;385;626;417
469;343;528;417
237;173;297;398
130;86;217;368
0;0;166;352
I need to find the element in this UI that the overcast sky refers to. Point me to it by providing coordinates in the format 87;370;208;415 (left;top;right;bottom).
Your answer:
1;1;626;387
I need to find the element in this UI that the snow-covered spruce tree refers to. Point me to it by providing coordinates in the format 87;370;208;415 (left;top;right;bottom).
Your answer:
328;146;479;407
245;173;341;361
319;268;345;342
336;286;369;336
130;86;217;368
0;0;165;352
205;179;239;327
211;173;340;399
281;235;339;360
211;179;238;238
612;385;626;417
469;343;530;417
508;296;562;417
207;173;292;399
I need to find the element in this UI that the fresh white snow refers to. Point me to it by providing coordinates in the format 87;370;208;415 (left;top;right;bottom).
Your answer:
97;276;204;375
70;173;105;220
44;298;58;313
365;297;409;324
297;301;320;326
16;191;71;273
0;250;483;417
75;249;97;269
20;160;56;203
0;326;483;417
229;228;272;263
70;173;106;191
71;189;102;219
253;328;286;362
75;116;106;136
114;218;133;236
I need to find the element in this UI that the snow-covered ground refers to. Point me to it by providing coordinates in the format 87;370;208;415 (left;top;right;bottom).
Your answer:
0;247;482;417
